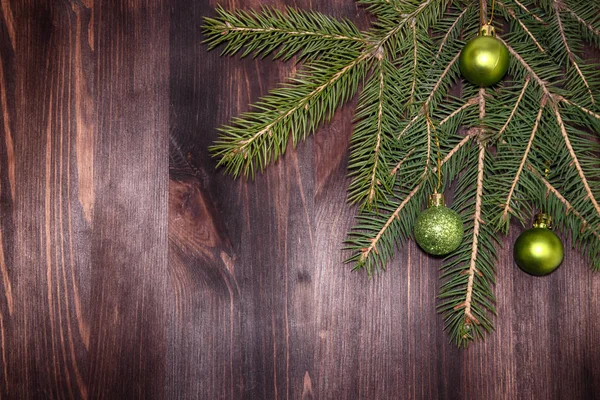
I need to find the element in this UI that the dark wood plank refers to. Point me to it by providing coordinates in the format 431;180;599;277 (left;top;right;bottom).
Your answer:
87;1;169;398
0;2;95;397
0;0;169;398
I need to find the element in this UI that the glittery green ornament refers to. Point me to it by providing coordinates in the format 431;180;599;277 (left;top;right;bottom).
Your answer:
414;193;464;256
514;213;564;276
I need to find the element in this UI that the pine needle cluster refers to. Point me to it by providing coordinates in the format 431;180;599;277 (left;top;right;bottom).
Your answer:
203;0;600;347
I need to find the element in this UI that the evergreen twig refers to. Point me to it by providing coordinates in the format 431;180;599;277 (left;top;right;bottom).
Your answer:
204;0;600;346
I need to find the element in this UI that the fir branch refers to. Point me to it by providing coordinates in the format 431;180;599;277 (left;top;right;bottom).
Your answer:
211;51;369;177
487;83;541;231
409;20;418;104
425;52;460;108
567;7;600;37
443;134;474;164
203;6;366;61
390;148;415;176
552;104;600;217
501;100;545;222
360;108;432;261
439;89;497;346
358;184;423;265
497;1;545;53
464;142;486;327
435;8;469;59
439;97;478;127
496;76;531;140
561;99;600;121
370;0;448;59
398;114;421;139
528;165;600;241
512;0;545;23
348;53;398;208
208;2;446;179
215;22;362;43
553;2;595;104
499;38;552;97
399;50;461;139
243;55;364;145
369;59;386;203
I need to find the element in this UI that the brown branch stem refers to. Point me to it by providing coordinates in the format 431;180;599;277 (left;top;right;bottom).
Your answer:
398;114;421;139
567;8;600;37
554;3;594;104
513;0;544;23
367;58;386;204
464;141;485;326
501;102;545;221
463;89;487;325
237;53;368;151
439;97;478;127
390;148;415;175
221;25;367;43
409;20;418;105
480;0;488;25
497;1;545;52
528;165;600;240
499;38;551;97
553;104;600;218
436;8;468;58
561;98;600;121
497;76;531;139
425;52;460;107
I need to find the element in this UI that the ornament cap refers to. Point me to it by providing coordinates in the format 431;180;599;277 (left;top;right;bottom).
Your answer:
533;213;552;229
480;24;495;37
428;193;445;207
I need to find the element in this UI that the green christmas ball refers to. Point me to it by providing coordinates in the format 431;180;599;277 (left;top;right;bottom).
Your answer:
459;25;509;87
414;194;464;256
513;214;564;276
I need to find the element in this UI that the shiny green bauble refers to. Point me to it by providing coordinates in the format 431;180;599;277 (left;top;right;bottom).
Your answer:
459;25;509;87
513;214;564;276
414;194;464;256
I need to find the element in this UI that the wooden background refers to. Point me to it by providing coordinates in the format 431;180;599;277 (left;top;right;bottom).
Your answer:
0;0;599;398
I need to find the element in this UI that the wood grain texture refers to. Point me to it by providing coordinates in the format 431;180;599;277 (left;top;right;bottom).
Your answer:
0;0;168;398
0;0;599;398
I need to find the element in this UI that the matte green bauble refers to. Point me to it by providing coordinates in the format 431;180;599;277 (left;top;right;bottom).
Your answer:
513;214;564;276
414;193;464;256
459;24;509;87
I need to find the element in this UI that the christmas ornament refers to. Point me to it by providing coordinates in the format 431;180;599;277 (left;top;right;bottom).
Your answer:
459;24;509;87
414;193;464;256
513;213;564;276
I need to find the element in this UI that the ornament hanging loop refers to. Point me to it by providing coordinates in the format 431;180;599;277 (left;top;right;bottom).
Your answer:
488;0;496;25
